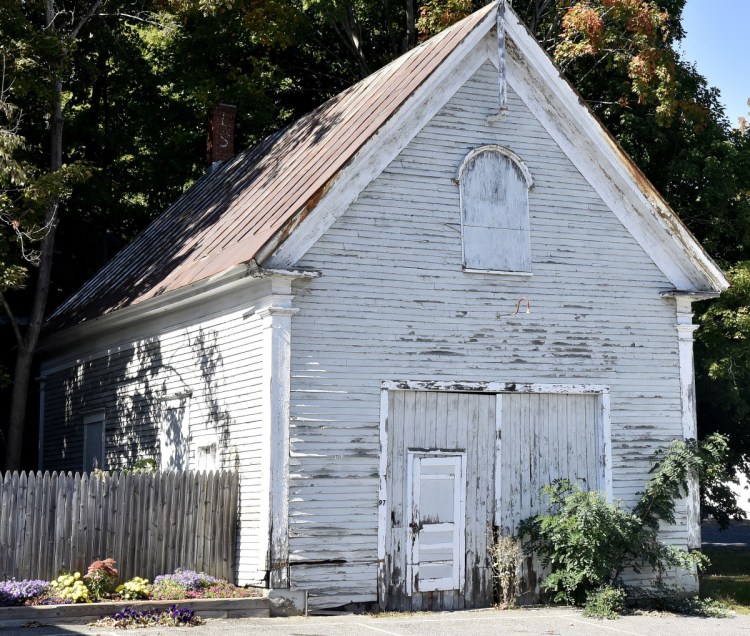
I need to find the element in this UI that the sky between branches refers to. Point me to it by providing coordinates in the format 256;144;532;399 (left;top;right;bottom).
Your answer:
680;0;749;127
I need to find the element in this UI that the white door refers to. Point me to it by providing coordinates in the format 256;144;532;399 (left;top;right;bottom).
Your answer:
406;452;465;594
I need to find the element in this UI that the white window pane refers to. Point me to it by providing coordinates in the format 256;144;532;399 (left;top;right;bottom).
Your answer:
419;477;456;523
464;226;531;272
461;152;529;230
83;415;105;472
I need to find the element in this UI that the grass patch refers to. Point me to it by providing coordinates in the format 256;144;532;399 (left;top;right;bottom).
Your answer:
701;548;750;614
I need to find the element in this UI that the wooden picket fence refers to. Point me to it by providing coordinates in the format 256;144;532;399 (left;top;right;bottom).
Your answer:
0;470;239;582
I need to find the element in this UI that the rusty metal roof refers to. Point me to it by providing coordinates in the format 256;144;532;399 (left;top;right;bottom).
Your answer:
46;5;494;331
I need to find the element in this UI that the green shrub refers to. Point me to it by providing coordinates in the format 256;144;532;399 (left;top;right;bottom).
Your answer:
518;434;727;608
634;434;729;532
583;586;626;619
519;480;683;605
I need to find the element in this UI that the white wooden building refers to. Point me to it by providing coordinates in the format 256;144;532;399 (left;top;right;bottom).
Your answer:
38;3;728;611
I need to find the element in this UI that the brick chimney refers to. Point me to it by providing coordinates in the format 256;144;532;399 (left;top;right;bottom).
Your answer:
207;103;237;166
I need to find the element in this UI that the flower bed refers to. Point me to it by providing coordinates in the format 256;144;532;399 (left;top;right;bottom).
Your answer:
0;562;269;626
0;597;270;627
0;567;260;607
94;605;203;628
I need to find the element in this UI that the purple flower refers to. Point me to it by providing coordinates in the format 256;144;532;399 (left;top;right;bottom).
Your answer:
153;568;219;591
99;604;200;627
0;579;50;606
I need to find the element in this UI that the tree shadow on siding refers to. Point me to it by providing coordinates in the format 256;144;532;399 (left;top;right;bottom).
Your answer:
190;327;235;470
54;338;165;471
49;325;239;472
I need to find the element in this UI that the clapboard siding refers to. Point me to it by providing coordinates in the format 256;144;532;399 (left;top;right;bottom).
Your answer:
288;60;686;606
41;291;270;585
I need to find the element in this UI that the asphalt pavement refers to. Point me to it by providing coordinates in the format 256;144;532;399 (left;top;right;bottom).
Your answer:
2;607;750;636
703;519;750;551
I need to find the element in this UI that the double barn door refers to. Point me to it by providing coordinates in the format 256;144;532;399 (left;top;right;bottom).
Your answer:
383;389;603;610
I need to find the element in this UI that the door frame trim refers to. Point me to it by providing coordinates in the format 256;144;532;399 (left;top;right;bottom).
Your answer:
377;380;612;609
405;451;466;595
381;380;609;394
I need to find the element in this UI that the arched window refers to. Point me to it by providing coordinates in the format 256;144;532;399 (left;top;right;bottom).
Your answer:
458;146;533;273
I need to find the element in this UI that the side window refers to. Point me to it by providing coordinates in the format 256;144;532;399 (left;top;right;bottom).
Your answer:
196;441;218;472
160;396;190;471
458;146;533;273
83;411;105;472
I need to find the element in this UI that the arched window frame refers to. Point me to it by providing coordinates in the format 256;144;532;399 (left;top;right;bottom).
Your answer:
457;145;534;274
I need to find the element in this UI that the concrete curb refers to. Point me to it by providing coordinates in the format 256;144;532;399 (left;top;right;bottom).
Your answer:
0;596;269;627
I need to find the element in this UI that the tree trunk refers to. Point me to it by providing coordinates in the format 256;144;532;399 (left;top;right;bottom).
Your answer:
403;0;415;52
3;68;62;469
343;4;370;78
5;346;32;471
3;0;101;470
382;0;398;57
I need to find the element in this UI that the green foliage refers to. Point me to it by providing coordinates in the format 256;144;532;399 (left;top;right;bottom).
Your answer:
554;0;679;124
0;66;36;295
93;458;157;479
519;435;726;608
133;457;158;473
0;2;93;241
697;265;750;523
416;0;473;40
0;262;26;294
582;586;626;619
520;480;670;605
301;0;419;76
635;433;729;530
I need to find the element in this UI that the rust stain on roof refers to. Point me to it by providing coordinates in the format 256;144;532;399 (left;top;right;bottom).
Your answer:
46;5;494;331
